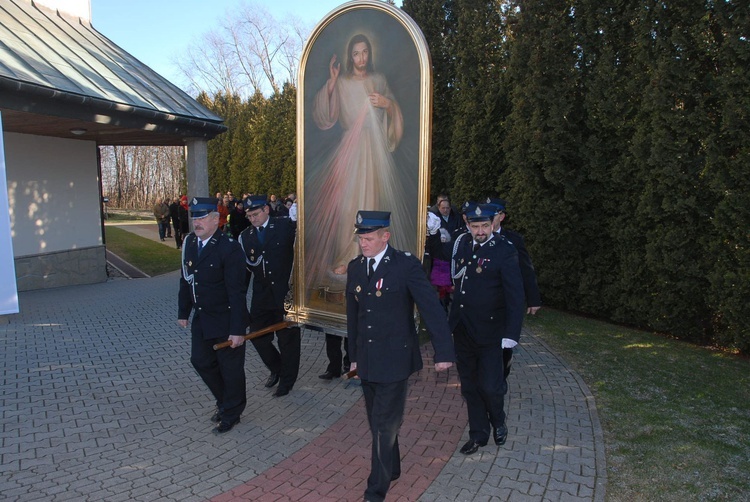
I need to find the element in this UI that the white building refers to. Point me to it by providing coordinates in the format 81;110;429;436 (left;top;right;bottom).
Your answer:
0;0;223;298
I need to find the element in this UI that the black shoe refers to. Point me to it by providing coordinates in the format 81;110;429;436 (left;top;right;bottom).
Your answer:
210;410;222;423
318;371;341;380
213;417;240;434
493;424;508;445
264;373;279;388
460;439;486;455
160;238;165;242
391;472;401;481
273;386;290;397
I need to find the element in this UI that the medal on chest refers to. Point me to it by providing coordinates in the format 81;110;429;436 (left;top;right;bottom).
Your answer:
476;258;488;274
375;278;383;297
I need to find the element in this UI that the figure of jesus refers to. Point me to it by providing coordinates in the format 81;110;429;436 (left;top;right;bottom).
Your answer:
305;34;414;295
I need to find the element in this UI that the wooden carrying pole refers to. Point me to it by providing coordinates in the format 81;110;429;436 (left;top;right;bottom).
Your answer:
212;321;294;350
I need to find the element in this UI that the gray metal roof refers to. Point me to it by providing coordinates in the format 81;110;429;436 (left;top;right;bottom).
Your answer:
0;0;225;145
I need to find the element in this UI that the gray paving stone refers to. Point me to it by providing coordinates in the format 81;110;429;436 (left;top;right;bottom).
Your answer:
1;270;606;502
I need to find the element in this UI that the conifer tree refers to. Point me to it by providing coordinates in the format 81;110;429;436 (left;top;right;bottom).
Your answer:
401;0;457;198
706;0;750;351
448;0;508;203
504;0;586;308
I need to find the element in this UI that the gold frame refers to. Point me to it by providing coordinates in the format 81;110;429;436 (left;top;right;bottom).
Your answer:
288;0;432;332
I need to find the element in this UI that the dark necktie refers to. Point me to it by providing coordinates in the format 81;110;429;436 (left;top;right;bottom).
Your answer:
473;242;480;253
197;239;204;255
368;258;376;278
257;225;265;244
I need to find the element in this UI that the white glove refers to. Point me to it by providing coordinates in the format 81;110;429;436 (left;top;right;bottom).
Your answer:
427;212;441;235
439;228;451;243
502;338;517;349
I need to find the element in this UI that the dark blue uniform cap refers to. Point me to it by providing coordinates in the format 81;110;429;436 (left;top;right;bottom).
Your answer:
461;201;478;214
244;195;268;211
189;197;219;219
485;196;507;213
466;204;497;222
354;210;391;234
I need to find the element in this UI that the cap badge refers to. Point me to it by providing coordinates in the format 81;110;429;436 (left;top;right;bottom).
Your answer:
475;206;482;215
357;214;363;224
192;197;198;205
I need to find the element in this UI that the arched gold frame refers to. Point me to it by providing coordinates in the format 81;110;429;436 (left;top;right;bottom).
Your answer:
289;1;432;332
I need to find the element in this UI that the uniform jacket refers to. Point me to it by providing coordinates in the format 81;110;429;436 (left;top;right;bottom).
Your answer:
238;216;296;313
448;233;525;344
496;227;542;308
346;245;455;383
178;230;248;339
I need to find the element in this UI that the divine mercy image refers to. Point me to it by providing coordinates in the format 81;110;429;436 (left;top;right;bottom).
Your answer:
301;17;423;314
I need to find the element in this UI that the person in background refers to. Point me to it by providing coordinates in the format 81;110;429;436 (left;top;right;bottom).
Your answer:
426;195;465;312
169;196;181;248
152;197;170;242
485;196;542;381
177;195;190;249
318;332;349;380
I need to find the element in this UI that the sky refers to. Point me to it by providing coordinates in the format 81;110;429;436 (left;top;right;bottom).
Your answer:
91;0;402;88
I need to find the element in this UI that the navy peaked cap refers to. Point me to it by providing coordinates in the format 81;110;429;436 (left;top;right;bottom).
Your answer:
465;204;496;222
244;195;268;211
189;197;219;219
354;210;391;234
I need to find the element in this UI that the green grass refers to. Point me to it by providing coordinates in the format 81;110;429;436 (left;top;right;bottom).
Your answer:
525;309;750;501
104;226;181;276
105;210;153;221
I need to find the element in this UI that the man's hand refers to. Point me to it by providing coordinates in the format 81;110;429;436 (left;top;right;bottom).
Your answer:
228;335;245;348
177;319;188;328
527;306;541;315
435;362;453;372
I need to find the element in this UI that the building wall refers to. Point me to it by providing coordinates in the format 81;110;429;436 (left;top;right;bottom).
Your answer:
3;132;106;290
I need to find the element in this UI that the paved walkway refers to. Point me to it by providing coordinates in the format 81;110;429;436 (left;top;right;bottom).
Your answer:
0;226;607;501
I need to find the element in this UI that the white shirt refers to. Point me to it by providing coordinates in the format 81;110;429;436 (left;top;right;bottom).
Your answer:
368;245;389;273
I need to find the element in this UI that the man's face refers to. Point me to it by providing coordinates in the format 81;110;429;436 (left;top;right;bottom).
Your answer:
193;212;219;240
358;229;389;258
438;200;451;217
492;212;505;232
223;196;230;206
351;42;369;73
468;220;493;244
245;205;270;227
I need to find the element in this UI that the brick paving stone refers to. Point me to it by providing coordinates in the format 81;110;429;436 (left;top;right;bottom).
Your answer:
1;266;606;502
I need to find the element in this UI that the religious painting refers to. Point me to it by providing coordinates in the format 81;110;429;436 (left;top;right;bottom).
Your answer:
289;1;432;332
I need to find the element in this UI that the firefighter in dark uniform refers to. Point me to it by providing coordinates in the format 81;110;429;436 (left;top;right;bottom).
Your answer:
485;196;542;381
449;204;526;455
238;195;300;397
178;197;248;434
345;210;455;502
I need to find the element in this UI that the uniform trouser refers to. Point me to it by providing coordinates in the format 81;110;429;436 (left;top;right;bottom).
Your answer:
249;309;301;389
361;378;407;502
190;314;246;422
503;347;513;380
454;322;507;444
324;333;349;375
173;223;182;248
